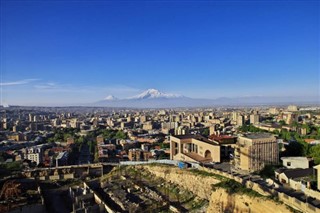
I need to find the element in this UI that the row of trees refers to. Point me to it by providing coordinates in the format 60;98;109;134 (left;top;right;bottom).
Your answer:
46;127;128;164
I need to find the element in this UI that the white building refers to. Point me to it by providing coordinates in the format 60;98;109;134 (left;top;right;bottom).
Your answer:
27;153;41;165
281;157;313;169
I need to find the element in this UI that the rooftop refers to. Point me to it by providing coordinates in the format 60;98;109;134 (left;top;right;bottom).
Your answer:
242;133;274;140
172;134;218;146
281;156;313;161
283;168;313;179
209;134;237;144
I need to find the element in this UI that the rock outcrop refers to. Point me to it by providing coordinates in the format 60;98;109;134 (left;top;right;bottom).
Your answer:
142;165;292;213
207;188;291;213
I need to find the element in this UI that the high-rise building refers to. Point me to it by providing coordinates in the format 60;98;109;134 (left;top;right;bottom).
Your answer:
287;105;298;112
232;112;238;122
234;133;279;172
237;115;244;126
250;113;260;124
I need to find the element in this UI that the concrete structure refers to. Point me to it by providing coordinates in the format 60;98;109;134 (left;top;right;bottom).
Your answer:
234;133;279;172
281;157;313;169
170;135;220;163
315;164;320;191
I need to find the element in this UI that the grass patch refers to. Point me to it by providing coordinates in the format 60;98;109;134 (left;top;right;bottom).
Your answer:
189;199;208;210
212;179;263;198
147;163;175;168
188;169;226;181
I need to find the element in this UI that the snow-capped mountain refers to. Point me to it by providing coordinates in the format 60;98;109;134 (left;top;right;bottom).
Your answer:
104;95;118;101
128;89;183;99
91;88;319;108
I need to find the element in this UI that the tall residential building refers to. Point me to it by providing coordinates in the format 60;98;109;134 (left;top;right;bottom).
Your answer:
234;133;279;172
250;113;260;124
269;107;279;114
237;115;244;126
232;112;238;122
287;105;298;112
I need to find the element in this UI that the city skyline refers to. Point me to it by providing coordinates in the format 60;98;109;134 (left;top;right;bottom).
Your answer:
1;1;319;106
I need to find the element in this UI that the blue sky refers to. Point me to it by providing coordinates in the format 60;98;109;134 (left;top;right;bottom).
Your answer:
1;0;319;105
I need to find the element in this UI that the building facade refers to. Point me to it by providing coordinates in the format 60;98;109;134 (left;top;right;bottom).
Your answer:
170;135;220;163
234;133;279;172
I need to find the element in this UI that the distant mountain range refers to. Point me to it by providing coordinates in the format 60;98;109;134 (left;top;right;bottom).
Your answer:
92;89;319;108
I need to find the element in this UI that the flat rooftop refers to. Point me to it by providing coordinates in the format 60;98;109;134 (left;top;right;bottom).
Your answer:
242;133;274;139
172;134;216;144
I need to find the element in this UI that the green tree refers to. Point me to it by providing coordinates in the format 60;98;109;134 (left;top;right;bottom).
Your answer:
279;120;286;126
115;130;127;139
283;142;305;157
201;128;210;137
308;144;320;164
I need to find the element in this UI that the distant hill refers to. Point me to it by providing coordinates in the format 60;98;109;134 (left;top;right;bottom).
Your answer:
92;89;319;108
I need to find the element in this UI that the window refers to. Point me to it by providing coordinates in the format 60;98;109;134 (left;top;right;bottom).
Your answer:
287;162;291;166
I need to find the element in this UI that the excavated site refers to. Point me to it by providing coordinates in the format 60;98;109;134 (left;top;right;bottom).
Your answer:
0;164;297;213
86;164;294;213
86;165;209;212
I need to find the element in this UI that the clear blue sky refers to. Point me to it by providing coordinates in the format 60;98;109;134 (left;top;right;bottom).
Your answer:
1;0;319;105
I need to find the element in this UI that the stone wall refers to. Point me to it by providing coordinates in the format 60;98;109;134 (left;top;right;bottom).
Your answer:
143;165;220;200
143;165;293;213
207;188;291;213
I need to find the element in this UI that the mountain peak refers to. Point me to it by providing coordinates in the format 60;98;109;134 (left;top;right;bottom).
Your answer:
129;88;183;99
104;95;118;101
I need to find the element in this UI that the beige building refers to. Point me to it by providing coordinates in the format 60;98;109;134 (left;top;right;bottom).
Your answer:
142;121;153;131
313;164;320;190
269;107;279;114
314;164;320;190
234;133;279;172
287;105;298;112
174;126;189;135
170;135;220;163
237;115;244;126
250;113;260;124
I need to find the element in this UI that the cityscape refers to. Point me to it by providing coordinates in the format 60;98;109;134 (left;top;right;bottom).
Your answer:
1;1;319;213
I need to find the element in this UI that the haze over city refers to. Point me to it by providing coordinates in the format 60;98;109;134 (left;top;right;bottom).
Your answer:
1;1;319;106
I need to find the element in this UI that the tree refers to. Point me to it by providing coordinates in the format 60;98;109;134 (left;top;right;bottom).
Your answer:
283;142;305;157
201;128;210;137
308;144;320;164
279;120;286;126
115;130;127;139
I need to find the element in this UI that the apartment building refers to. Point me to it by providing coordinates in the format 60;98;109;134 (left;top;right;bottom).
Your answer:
234;133;279;172
250;111;260;124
